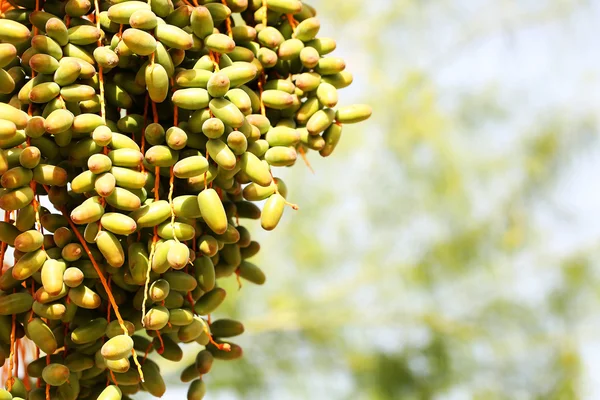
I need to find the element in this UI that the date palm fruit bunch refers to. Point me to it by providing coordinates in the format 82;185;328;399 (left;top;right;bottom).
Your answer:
0;0;371;398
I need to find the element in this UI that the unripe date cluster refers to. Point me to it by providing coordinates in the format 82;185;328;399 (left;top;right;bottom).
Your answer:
0;0;371;398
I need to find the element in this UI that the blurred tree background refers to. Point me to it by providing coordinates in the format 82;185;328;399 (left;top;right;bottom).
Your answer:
149;1;600;399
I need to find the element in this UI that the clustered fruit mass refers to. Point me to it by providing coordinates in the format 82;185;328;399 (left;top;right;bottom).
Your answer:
0;0;371;398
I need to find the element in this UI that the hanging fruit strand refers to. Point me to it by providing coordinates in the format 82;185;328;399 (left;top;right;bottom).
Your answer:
0;0;371;397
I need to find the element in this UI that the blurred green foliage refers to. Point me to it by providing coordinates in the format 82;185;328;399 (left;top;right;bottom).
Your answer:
149;1;600;399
